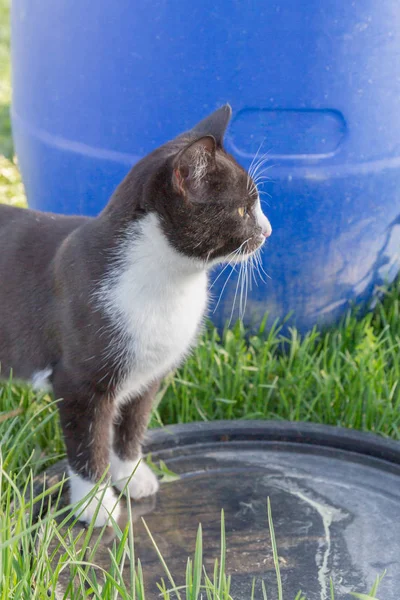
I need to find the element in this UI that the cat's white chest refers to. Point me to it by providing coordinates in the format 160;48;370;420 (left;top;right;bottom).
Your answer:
117;271;207;399
100;215;208;402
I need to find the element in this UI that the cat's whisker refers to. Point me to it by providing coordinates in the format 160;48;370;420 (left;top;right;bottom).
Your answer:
249;150;270;182
253;177;272;190
248;183;259;198
238;237;253;253
250;254;258;288
258;195;272;208
248;151;271;197
258;256;271;281
253;175;273;186
237;242;253;321
248;255;253;291
255;250;271;282
238;270;243;320
239;257;246;319
249;248;262;285
253;181;272;196
251;154;272;181
249;170;268;191
205;250;212;265
209;245;244;290
229;238;251;324
212;263;237;314
255;256;267;285
243;260;250;319
247;169;254;193
228;258;244;326
253;164;274;179
209;259;236;291
211;237;254;317
247;139;266;182
250;258;258;291
239;260;246;320
240;241;255;317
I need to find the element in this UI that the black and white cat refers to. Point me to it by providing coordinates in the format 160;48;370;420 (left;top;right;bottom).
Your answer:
0;105;271;526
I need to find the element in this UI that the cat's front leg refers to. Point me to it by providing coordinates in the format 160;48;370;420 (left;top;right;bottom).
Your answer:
110;381;160;499
52;368;121;527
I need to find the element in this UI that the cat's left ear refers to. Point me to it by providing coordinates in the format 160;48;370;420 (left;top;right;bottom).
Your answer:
173;136;216;197
191;104;232;146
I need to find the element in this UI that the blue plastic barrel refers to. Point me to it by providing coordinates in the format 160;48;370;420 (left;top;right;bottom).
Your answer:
11;1;400;332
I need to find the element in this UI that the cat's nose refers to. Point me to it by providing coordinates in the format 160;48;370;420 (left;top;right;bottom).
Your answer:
263;221;272;238
255;199;272;239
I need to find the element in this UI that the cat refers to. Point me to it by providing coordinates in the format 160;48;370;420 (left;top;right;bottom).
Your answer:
0;105;271;526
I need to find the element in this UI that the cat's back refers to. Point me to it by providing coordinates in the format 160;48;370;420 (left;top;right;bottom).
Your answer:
0;204;92;378
0;203;92;280
0;204;90;250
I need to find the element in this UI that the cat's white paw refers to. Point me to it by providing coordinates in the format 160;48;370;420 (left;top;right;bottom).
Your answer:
126;461;160;499
110;452;160;500
68;469;121;527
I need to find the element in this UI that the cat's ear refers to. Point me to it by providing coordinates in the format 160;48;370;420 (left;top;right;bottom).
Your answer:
173;136;216;197
191;104;232;146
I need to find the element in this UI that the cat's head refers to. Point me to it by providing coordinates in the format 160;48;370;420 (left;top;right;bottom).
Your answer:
112;105;272;266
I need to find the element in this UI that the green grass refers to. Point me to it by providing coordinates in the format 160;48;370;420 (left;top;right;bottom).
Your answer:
0;0;25;207
0;0;396;596
157;299;400;439
0;454;384;600
0;0;12;158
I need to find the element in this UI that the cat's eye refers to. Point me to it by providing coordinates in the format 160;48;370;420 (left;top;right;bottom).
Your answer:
238;207;247;218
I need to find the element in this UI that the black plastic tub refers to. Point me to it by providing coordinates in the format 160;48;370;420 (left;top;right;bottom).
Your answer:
41;421;400;599
140;421;400;599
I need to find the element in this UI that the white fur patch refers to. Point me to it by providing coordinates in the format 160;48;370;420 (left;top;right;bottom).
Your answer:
255;197;272;238
97;213;208;404
68;468;120;527
31;367;53;392
192;147;209;187
110;450;159;499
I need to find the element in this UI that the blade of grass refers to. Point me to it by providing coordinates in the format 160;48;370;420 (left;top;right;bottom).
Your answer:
142;518;182;600
267;498;283;600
